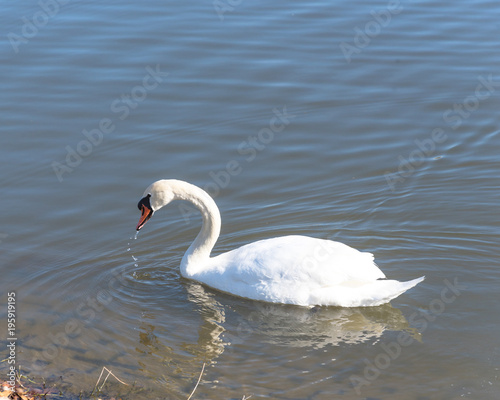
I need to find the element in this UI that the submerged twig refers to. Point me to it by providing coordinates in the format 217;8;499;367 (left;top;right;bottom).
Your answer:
90;367;129;397
186;363;205;400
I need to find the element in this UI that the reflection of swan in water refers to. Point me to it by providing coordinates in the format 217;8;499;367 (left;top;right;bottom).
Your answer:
183;283;226;361
184;282;419;354
129;283;419;397
238;302;419;348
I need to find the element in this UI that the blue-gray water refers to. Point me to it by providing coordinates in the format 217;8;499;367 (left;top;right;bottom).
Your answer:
1;1;499;399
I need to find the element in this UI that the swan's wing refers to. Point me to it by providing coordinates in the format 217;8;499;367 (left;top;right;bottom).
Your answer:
201;235;385;303
227;235;384;282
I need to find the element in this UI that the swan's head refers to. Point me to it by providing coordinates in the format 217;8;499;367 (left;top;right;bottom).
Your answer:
136;180;177;231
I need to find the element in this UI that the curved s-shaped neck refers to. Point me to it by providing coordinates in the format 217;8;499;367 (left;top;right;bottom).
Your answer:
169;181;221;277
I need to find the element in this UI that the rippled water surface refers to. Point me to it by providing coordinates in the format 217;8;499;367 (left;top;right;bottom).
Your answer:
1;1;499;399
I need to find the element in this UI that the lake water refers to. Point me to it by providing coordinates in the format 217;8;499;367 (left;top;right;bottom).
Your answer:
1;0;499;399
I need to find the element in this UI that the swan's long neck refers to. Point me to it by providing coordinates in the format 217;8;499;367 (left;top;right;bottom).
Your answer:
169;181;221;277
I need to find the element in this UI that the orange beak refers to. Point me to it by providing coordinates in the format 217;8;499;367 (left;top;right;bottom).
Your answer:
136;193;153;231
136;205;153;230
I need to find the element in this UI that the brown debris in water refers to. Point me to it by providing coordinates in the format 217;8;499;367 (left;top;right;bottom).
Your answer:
1;379;58;400
1;364;251;400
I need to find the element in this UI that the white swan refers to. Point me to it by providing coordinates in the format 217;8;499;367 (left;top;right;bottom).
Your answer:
135;179;424;307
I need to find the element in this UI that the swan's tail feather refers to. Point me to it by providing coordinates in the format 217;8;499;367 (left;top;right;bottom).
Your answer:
370;276;425;306
315;276;425;307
